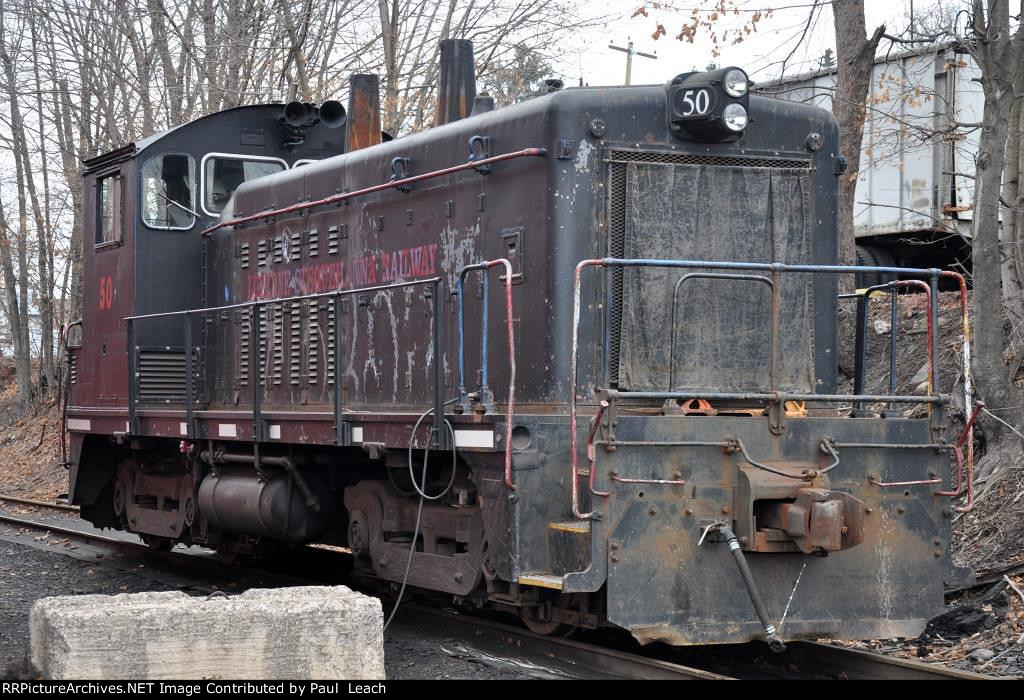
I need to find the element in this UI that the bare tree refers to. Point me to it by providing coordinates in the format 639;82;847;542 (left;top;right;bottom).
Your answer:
0;2;36;405
962;0;1024;480
831;0;886;271
1001;43;1024;334
0;0;600;409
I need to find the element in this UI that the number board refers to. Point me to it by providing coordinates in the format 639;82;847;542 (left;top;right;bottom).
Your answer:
672;86;716;120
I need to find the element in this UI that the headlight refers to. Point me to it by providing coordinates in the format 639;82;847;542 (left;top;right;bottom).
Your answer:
667;65;750;142
723;69;748;97
723;103;748;131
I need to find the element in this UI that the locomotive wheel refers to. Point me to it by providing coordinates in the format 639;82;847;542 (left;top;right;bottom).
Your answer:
140;535;174;552
855;244;897;288
215;545;241;565
520;609;573;637
112;481;125;518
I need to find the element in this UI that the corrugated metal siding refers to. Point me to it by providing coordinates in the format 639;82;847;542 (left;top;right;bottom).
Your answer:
761;46;984;237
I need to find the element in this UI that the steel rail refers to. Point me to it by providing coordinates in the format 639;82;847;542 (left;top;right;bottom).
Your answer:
776;641;993;680
396;606;992;680
0;494;79;512
0;512;142;550
394;605;733;680
0;511;320;593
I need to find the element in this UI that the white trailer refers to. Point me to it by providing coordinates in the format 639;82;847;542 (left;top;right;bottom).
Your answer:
759;42;983;275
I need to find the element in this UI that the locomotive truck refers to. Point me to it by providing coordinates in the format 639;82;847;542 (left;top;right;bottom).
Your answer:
64;39;975;649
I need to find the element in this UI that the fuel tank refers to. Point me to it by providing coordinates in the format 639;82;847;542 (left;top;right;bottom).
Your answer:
197;469;337;543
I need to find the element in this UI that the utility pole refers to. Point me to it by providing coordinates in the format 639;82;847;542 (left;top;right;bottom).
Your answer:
608;38;657;86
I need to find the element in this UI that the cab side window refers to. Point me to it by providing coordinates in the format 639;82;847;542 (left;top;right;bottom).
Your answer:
202;154;286;215
96;173;121;245
141;154;196;230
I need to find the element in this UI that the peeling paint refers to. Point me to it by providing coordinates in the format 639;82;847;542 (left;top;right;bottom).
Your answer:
574;139;595;174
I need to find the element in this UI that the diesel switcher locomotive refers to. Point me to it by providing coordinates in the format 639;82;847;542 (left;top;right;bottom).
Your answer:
64;39;976;649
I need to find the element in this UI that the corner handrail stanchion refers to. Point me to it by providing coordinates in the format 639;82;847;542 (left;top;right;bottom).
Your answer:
456;259;517;490
432;278;445;448
480;271;493;409
456;262;496;414
941;269;974;490
570;259;605;519
456;268;471;413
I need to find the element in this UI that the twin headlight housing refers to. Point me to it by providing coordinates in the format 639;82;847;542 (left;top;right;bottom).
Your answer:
667;66;750;142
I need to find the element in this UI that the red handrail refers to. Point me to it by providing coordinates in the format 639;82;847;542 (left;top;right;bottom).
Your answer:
202;147;547;236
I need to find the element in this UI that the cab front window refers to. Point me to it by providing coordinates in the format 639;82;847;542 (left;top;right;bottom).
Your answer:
141;154;196;230
202;154;286;216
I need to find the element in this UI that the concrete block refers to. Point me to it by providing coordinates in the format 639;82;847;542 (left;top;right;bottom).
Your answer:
29;586;384;680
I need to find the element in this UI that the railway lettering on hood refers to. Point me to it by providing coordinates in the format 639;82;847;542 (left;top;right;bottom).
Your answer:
245;243;439;301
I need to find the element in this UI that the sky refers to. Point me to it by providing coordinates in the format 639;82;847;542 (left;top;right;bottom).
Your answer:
562;1;935;87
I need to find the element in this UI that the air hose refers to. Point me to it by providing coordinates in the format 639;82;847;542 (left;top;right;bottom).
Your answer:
382;401;458;632
717;524;786;653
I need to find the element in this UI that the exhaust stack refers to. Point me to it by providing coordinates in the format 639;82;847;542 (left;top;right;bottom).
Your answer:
345;74;382;152
435;39;477;126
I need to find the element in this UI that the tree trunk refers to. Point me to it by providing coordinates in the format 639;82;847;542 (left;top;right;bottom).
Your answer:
1000;47;1024;349
0;13;34;406
967;0;1024;481
0;199;30;408
831;0;885;280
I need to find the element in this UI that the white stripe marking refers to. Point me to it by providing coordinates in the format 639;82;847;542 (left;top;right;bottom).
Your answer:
454;430;494;449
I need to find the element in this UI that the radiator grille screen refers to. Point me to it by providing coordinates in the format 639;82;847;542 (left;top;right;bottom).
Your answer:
606;150;815;393
609;150;812;169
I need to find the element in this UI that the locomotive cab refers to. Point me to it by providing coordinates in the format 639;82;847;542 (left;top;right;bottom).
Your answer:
70;105;345;528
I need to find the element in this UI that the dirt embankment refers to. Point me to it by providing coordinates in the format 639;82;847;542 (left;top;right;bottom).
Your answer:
0;366;66;501
835;290;1024;675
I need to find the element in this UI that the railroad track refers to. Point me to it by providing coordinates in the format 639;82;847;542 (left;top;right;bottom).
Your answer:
0;497;997;680
0;494;78;512
397;606;992;680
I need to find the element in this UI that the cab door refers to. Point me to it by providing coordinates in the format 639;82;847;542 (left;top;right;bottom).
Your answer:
78;162;134;408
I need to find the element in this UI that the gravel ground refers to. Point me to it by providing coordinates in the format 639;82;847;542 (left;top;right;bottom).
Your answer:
0;524;529;680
